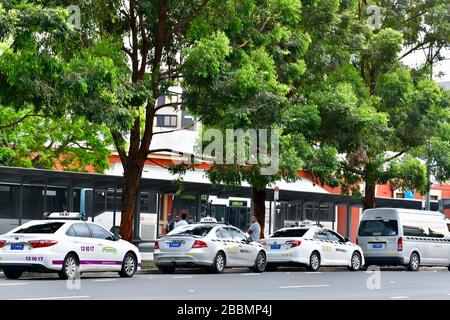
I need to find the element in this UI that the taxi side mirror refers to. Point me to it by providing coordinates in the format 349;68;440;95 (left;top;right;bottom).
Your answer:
113;234;121;241
344;237;350;242
247;236;254;243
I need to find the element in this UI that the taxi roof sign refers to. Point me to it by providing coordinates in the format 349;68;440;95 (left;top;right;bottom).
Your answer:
44;211;87;221
200;216;217;223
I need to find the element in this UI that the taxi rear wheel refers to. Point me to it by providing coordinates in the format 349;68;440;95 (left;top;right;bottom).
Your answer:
307;251;321;272
253;251;266;273
59;253;79;280
211;252;226;273
119;252;137;278
3;269;23;280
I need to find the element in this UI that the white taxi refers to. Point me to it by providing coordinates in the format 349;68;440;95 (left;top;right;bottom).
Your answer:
261;226;364;271
154;218;267;273
0;212;141;279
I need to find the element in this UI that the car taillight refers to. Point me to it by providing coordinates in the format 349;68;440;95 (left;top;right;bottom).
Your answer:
154;241;160;249
0;240;5;248
28;240;58;248
192;240;208;248
397;237;403;252
286;240;302;248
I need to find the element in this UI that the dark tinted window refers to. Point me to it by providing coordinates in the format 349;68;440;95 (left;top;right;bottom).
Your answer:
168;225;214;237
271;229;308;238
358;220;398;236
403;220;447;238
66;226;77;237
87;224;113;240
14;222;64;234
72;223;92;238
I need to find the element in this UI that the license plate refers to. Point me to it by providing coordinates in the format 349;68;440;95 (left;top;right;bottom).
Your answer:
11;244;24;250
271;244;281;250
169;242;181;248
372;244;383;249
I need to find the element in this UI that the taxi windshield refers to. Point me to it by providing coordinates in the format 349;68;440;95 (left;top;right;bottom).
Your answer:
168;225;214;237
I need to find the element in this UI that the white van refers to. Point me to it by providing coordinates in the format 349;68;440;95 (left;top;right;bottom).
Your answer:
357;208;450;271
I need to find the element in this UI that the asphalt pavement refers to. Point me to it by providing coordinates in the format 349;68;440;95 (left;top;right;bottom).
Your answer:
0;267;449;300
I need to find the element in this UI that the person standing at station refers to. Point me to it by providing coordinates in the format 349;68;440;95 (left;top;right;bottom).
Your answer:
174;213;188;229
246;215;261;242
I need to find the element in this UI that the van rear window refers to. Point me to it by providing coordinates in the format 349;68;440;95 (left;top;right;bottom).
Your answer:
358;220;398;236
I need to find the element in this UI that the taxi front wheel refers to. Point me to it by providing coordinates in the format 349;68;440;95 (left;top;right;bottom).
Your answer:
253;251;266;273
119;252;137;278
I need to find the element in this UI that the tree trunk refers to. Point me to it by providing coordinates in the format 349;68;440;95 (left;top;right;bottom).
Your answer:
119;159;144;242
363;182;376;211
252;188;266;239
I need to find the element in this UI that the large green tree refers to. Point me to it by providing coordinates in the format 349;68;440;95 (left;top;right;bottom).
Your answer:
180;0;338;236
0;2;112;172
295;0;450;210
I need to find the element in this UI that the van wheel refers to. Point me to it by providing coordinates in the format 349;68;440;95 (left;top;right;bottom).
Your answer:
307;251;321;272
348;252;362;271
407;252;420;271
3;269;23;280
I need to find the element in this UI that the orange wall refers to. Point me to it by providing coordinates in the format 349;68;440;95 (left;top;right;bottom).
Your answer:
337;206;347;236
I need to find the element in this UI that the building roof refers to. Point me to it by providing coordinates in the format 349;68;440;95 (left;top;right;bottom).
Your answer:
0;166;441;210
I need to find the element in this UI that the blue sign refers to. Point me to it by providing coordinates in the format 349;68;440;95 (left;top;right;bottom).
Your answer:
404;190;414;199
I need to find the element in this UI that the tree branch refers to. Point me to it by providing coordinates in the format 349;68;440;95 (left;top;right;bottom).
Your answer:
400;41;427;59
0;113;45;129
384;150;407;163
154;101;183;113
167;0;209;37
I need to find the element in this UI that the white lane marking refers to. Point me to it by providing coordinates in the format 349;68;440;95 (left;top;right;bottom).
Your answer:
92;279;117;282
11;295;90;300
279;284;331;289
240;273;261;276
389;296;408;299
0;283;28;286
390;281;395;284
172;276;193;279
188;289;196;293
305;272;323;274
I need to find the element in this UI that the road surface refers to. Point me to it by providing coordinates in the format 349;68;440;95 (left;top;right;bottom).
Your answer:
1;267;449;300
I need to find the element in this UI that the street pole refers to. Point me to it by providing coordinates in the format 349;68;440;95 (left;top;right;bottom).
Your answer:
425;47;433;211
